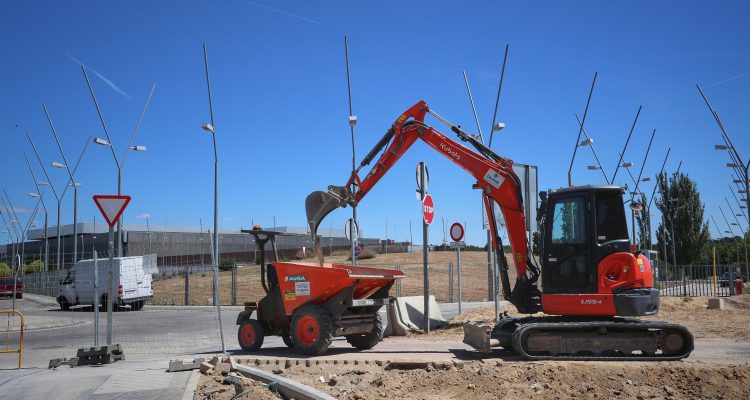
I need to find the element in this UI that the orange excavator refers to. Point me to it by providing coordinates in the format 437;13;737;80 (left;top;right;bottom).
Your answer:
305;100;693;360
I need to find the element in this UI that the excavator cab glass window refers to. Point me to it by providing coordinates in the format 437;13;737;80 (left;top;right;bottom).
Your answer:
595;191;628;243
551;198;586;244
544;195;594;294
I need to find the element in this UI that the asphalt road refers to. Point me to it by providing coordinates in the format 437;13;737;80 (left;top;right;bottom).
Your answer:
0;296;493;368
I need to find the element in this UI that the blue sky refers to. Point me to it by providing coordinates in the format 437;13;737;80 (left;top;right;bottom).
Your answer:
1;1;749;246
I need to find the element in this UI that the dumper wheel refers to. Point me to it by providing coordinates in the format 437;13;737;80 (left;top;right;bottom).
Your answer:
291;304;333;355
238;319;265;352
346;314;384;349
281;332;294;348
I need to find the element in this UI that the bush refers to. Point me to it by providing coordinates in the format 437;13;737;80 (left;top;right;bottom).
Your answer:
347;248;376;261
0;262;11;276
219;258;236;271
23;259;44;274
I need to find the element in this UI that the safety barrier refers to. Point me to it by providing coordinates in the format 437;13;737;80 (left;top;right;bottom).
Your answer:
1;310;24;368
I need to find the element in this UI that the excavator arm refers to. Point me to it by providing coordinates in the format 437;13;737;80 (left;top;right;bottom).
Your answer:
306;100;541;313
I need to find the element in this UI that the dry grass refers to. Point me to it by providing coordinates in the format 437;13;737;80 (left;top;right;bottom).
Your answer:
151;251;514;305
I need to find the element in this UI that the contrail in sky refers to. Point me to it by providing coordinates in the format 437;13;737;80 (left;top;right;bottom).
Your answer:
239;0;321;24
57;47;132;99
703;71;750;89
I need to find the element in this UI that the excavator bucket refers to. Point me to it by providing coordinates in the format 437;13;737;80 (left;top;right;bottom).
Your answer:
304;186;353;240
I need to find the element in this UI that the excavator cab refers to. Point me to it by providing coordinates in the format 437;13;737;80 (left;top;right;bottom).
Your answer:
541;185;631;295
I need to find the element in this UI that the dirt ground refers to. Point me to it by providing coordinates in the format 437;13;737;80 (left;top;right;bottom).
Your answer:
153;251;513;305
195;358;750;400
194;295;750;400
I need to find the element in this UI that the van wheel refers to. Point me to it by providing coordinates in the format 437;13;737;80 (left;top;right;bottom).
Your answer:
130;300;145;311
60;301;71;311
15;293;22;300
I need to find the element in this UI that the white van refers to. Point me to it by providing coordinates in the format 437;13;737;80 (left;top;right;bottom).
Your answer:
57;255;155;311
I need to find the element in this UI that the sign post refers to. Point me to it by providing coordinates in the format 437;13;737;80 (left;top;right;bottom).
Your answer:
93;195;131;347
450;223;465;314
417;162;432;333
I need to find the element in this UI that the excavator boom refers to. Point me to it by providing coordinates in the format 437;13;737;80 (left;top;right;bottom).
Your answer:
306;100;541;313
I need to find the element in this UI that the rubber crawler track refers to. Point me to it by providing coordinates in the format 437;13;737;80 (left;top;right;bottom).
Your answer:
512;319;694;361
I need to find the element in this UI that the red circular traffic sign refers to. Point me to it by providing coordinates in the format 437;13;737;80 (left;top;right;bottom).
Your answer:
422;194;435;225
450;222;464;242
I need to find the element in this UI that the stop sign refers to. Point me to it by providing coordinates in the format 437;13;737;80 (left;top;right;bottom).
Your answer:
422;194;435;225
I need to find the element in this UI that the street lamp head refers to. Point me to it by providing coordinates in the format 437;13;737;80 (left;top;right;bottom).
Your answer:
492;122;506;132
640;177;651;182
36;181;49;187
130;145;147;152
68;182;82;188
715;144;729;151
732;222;739;226
630;202;644;212
578;138;594;147
348;115;358;127
728;163;739;168
621;162;633;168
586;165;600;170
28;192;40;198
201;123;215;133
94;137;111;146
51;161;66;168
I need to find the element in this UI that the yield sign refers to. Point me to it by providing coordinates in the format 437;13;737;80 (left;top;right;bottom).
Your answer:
93;195;132;227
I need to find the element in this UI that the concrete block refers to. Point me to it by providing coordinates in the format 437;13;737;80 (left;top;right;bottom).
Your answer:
199;362;214;374
169;357;206;372
708;298;725;310
392;296;447;332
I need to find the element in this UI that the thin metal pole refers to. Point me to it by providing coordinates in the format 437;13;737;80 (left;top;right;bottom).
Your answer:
94;250;99;347
107;224;114;345
488;44;509;148
203;43;226;354
344;36;358;266
457;246;462;314
420;162;429;334
611;105;643;184
568;72;597;186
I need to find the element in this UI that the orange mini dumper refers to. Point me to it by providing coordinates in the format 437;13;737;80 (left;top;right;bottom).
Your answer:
236;229;405;355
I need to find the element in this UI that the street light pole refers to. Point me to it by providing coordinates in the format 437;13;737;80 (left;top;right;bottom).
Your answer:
24;152;49;272
45;106;92;265
26;132;63;269
725;196;748;280
344;36;358;265
568;72;597;186
202;43;226;354
83;67;154;258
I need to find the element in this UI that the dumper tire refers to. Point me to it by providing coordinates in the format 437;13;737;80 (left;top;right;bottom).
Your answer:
60;300;71;311
130;300;145;311
282;332;294;348
238;319;265;352
291;304;333;355
346;314;384;349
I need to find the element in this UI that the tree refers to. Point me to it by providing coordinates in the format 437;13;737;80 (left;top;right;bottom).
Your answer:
635;192;651;249
655;172;710;265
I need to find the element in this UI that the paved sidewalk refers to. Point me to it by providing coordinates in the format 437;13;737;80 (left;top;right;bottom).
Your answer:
0;359;193;400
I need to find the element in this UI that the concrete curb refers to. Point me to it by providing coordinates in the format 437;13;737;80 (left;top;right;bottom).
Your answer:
19;293;59;307
180;369;201;400
234;363;336;400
